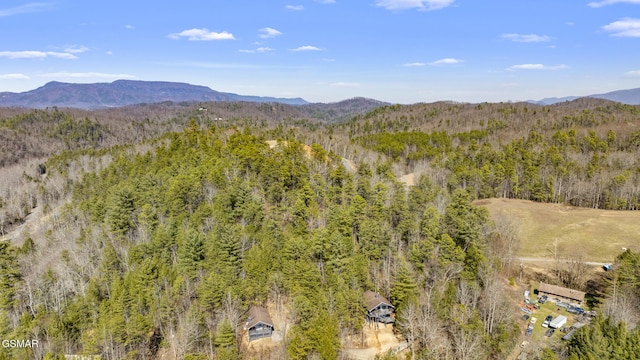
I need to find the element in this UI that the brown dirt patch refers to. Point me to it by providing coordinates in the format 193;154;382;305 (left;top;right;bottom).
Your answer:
398;173;415;186
342;322;403;360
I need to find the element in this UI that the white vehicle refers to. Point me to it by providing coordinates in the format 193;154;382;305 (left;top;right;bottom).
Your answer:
549;315;567;329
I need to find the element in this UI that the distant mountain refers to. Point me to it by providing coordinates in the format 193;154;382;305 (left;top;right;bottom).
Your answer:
532;88;640;105
589;88;640;105
531;96;579;105
298;97;390;123
0;80;308;109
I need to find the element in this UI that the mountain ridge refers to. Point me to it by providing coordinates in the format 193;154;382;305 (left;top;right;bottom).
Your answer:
0;80;308;109
532;87;640;105
2;80;639;109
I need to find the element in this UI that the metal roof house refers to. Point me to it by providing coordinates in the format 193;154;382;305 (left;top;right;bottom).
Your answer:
364;291;395;324
537;282;586;305
244;307;274;342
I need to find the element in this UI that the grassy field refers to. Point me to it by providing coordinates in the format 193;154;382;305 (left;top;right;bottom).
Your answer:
475;198;640;263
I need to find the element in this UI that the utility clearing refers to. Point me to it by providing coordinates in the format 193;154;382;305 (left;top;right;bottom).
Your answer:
476;198;640;262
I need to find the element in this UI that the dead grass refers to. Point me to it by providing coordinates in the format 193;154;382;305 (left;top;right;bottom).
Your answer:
476;198;640;262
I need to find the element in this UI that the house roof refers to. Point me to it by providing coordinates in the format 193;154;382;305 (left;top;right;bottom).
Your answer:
538;282;586;302
246;307;274;329
364;290;394;312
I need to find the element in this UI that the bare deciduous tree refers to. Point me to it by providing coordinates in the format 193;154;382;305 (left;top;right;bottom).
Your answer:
491;211;520;272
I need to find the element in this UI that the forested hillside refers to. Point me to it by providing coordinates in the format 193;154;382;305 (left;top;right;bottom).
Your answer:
1;99;639;359
341;99;640;210
0;121;516;359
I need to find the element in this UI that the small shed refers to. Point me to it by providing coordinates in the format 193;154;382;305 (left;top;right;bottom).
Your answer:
244;307;274;342
364;291;395;324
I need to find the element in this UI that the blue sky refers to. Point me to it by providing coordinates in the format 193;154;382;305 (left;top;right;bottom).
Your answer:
1;0;639;103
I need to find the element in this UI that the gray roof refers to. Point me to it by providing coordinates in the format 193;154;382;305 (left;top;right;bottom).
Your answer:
364;291;394;312
246;307;274;329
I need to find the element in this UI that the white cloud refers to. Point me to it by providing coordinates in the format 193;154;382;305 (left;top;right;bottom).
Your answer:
0;73;29;80
501;33;552;43
588;0;640;8
0;51;77;59
330;82;360;87
64;45;89;54
286;4;304;10
125;24;135;29
168;28;235;41
430;58;462;65
0;2;51;17
403;62;426;67
259;27;282;39
106;51;113;55
39;72;136;79
317;0;336;3
624;70;640;77
507;63;568;71
239;47;274;53
602;18;640;37
375;0;454;11
291;45;322;51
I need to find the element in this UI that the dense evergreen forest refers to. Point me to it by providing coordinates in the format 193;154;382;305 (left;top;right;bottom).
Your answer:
0;99;639;359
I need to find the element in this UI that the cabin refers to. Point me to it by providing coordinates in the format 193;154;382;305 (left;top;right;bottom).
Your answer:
364;291;395;324
537;282;586;305
244;307;274;342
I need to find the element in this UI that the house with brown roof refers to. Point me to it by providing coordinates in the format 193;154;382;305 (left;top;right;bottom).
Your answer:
244;307;274;341
364;290;395;324
537;282;586;305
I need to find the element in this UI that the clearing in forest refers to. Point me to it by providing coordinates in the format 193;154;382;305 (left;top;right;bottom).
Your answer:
476;198;640;263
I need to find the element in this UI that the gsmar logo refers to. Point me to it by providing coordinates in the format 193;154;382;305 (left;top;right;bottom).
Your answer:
1;339;39;348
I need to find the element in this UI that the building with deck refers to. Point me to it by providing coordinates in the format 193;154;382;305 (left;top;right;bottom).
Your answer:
244;307;274;342
364;291;395;324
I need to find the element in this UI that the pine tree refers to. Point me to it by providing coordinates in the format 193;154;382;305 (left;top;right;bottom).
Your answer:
390;262;418;312
178;228;205;278
105;186;136;234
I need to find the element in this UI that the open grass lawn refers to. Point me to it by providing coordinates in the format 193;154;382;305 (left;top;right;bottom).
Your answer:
475;198;640;262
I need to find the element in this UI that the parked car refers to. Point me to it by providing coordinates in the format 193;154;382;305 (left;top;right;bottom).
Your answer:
545;328;555;337
521;307;532;315
526;326;533;336
522;314;530;321
542;315;553;328
520;340;529;348
567;306;585;315
538;295;548;304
